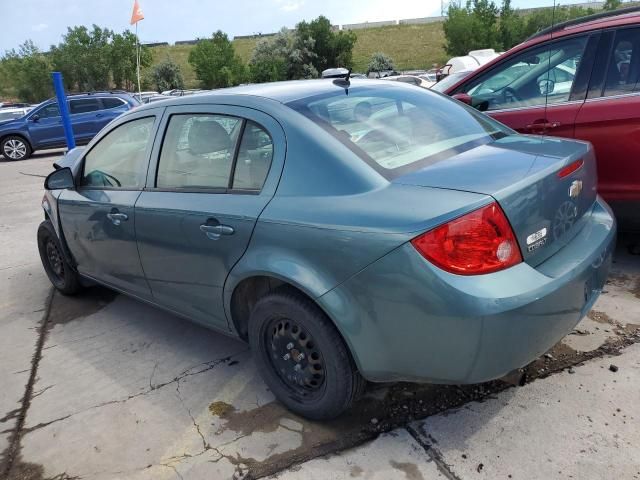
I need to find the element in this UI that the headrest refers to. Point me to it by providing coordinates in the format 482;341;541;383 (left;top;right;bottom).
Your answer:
188;120;231;155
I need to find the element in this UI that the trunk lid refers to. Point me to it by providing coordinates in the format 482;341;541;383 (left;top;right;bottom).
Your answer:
393;135;597;267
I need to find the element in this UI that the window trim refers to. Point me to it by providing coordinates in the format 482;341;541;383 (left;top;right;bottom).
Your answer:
79;115;157;191
99;97;127;110
151;112;272;194
454;32;593;112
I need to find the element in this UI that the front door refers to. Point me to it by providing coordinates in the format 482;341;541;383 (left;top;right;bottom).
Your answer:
458;33;593;138
27;103;65;148
135;106;283;329
58;114;158;298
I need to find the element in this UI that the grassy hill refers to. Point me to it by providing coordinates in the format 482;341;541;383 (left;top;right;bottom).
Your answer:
148;21;447;89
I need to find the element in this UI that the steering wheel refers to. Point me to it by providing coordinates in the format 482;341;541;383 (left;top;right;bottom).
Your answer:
94;170;122;187
502;87;521;104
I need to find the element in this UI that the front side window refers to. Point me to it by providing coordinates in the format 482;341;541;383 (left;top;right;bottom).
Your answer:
37;104;60;119
82;116;155;188
157;114;242;189
70;99;100;114
603;28;640;97
463;36;587;111
288;86;511;177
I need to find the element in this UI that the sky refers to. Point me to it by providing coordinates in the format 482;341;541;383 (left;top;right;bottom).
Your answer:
0;0;605;54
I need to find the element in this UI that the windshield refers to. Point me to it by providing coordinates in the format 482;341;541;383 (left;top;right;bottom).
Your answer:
432;71;473;92
287;85;512;177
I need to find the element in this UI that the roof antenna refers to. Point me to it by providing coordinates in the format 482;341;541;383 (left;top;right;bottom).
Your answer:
542;0;557;140
332;68;352;94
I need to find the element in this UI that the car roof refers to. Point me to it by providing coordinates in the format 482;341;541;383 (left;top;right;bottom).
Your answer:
440;8;640;94
133;79;402;111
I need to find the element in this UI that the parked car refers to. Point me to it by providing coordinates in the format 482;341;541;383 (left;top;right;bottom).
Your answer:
382;74;433;88
39;79;615;419
0;107;32;123
0;92;138;161
438;7;640;229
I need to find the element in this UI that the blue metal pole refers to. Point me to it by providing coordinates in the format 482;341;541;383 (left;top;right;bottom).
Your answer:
51;72;75;149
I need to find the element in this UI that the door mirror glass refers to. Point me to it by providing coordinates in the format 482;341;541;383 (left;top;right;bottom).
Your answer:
45;167;75;190
538;78;556;95
30;114;40;122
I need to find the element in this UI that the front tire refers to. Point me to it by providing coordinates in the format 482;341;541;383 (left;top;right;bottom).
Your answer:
1;136;31;161
249;287;365;420
37;220;81;295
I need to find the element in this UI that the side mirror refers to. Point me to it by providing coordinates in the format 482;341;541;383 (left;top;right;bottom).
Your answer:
538;78;555;95
452;93;473;105
30;114;40;122
44;167;75;190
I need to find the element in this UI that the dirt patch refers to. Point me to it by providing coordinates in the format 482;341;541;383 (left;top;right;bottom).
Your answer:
389;460;424;480
48;287;117;327
587;310;616;325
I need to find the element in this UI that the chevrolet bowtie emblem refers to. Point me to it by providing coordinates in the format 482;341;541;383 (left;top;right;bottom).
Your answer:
569;180;583;198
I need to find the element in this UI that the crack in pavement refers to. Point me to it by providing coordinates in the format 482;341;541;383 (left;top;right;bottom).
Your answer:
18;348;250;437
406;424;463;480
0;287;55;478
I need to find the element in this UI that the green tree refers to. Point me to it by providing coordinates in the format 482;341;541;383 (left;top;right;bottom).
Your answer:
499;0;523;51
149;56;184;92
603;0;622;10
249;28;317;83
111;30;151;90
1;41;52;102
367;52;395;74
50;25;113;90
188;31;246;88
443;0;501;56
296;15;357;72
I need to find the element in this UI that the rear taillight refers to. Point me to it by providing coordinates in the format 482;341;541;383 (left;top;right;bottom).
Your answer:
557;159;584;178
411;202;522;275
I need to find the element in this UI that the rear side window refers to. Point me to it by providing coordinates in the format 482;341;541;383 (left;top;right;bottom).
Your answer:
82;117;155;188
102;97;126;109
232;121;273;190
157;114;242;190
288;86;511;177
70;99;100;114
603;27;640;97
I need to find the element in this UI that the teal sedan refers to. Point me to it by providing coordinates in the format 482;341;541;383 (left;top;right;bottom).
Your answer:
38;79;616;420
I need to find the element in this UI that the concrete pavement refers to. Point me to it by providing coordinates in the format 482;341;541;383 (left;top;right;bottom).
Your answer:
0;151;639;480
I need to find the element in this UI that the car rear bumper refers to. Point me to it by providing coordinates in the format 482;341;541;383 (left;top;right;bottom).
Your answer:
318;196;616;384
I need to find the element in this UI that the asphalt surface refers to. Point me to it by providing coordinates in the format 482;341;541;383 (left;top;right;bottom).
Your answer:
0;150;639;480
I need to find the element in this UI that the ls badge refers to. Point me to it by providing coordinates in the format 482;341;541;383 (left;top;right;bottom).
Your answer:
569;180;583;198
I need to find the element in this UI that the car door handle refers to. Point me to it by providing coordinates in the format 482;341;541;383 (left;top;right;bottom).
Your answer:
526;119;561;131
96;113;103;118
106;212;128;226
200;223;234;240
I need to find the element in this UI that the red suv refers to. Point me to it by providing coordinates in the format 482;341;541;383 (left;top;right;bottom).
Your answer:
439;8;640;229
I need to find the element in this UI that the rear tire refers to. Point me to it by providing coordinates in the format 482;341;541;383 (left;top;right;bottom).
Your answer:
249;286;365;420
37;220;81;295
1;135;31;161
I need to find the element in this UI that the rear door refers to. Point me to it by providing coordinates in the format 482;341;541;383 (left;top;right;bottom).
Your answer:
69;98;101;143
135;105;284;330
457;33;596;137
98;97;131;131
58;111;159;298
574;26;640;225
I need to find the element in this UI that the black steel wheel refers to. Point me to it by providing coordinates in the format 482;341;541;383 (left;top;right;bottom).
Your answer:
37;220;81;295
249;286;365;420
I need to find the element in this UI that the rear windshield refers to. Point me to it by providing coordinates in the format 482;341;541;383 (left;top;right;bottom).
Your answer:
287;84;512;178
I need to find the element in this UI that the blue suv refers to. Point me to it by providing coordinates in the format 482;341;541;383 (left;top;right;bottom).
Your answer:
0;92;138;161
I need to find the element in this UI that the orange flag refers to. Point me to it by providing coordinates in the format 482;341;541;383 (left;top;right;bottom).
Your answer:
130;0;144;25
